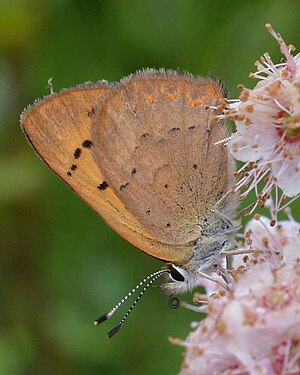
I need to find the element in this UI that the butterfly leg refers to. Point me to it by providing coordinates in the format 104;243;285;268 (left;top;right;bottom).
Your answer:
226;254;233;270
197;270;230;291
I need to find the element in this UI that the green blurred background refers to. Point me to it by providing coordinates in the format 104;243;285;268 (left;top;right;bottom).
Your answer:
1;1;300;374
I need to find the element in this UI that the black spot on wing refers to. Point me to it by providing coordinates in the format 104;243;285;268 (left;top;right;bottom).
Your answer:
67;171;72;177
82;140;93;148
176;204;184;211
98;181;108;190
131;168;136;176
71;164;77;171
74;148;82;159
120;182;129;191
87;107;95;116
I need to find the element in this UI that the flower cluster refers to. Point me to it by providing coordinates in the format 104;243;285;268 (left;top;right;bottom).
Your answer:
216;24;300;220
174;25;300;375
176;215;300;375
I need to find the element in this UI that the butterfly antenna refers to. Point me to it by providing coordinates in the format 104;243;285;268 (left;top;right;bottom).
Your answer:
93;269;168;328
106;270;168;338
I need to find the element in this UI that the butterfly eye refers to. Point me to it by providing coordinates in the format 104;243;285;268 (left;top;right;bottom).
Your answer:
169;266;185;282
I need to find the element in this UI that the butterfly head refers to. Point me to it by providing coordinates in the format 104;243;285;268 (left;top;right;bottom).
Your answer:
159;213;239;295
159;241;231;294
159;264;200;294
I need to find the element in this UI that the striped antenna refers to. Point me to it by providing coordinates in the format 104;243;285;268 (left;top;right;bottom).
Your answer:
106;270;167;338
93;269;168;336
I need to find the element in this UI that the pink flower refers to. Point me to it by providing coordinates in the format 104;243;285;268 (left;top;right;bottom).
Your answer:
178;261;300;375
216;24;300;219
242;214;300;267
176;25;300;375
176;215;300;375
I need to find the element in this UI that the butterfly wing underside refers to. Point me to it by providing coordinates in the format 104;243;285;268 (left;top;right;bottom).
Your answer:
20;82;193;263
94;71;234;251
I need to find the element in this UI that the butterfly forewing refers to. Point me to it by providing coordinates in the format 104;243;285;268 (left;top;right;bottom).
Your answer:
20;82;192;264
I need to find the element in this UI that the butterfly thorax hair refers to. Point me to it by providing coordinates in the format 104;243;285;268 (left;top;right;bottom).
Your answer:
159;198;239;295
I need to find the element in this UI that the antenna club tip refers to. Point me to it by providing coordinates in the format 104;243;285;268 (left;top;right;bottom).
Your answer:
107;324;122;339
93;313;109;326
96;270;166;337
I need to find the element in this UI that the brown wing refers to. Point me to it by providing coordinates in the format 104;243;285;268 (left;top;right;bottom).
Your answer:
94;70;234;248
20;82;193;264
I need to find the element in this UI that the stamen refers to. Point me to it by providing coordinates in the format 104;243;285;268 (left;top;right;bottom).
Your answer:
249;201;259;215
250;73;269;80
274;185;279;216
289;342;300;368
180;302;208;313
237;161;251;175
240;168;270;197
257;217;281;250
260;177;276;198
214;135;233;145
278;193;300;212
197;271;230;291
273;160;289;180
246;97;278;110
273;99;292;116
221;248;263;256
266;23;297;74
282;339;292;374
239;201;257;216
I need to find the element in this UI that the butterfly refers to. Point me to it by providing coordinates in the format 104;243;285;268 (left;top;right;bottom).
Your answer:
21;69;238;337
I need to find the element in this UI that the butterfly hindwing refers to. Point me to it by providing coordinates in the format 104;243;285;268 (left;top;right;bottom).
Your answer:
94;70;233;247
